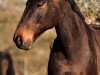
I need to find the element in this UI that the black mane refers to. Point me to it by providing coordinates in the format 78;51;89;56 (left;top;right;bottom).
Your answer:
67;0;85;20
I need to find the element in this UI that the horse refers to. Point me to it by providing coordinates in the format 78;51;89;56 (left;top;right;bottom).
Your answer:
13;0;100;75
0;52;15;75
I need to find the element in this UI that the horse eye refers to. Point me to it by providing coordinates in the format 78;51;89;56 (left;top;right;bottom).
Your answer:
37;0;46;7
37;1;45;7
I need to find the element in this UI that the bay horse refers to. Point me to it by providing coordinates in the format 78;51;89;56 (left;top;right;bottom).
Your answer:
0;52;15;75
13;0;100;75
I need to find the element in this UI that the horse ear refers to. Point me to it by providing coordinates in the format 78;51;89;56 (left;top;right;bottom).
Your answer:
67;0;85;20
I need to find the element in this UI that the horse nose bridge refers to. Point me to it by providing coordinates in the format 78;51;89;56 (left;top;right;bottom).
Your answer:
15;29;34;42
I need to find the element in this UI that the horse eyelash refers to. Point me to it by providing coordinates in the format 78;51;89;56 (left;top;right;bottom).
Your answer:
36;0;47;7
37;2;44;7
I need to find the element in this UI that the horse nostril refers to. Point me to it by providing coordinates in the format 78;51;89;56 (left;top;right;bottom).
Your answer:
14;36;22;46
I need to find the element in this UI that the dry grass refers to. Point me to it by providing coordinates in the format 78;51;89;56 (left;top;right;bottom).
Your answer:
0;0;99;75
0;1;56;75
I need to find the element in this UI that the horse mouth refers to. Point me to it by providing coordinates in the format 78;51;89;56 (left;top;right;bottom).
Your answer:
14;36;40;50
15;42;32;50
13;37;32;50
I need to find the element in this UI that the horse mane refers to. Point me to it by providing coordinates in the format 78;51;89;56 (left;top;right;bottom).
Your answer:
67;0;85;20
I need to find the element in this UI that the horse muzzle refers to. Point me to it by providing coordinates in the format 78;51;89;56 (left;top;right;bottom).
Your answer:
13;28;34;50
13;35;33;50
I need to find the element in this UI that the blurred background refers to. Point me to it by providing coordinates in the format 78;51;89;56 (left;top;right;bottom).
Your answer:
0;0;99;75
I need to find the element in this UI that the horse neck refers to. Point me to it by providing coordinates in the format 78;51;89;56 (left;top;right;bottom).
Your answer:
55;1;90;61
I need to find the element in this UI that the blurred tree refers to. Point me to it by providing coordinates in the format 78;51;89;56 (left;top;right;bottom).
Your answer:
0;0;8;10
76;0;100;17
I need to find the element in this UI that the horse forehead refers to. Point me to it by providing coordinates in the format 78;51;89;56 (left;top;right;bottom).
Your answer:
52;0;61;6
28;0;61;3
27;0;45;2
52;0;60;2
26;0;46;6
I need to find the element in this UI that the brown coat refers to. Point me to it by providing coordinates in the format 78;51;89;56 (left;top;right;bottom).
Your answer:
13;0;100;75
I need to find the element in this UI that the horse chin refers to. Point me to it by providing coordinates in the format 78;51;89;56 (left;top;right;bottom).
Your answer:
14;40;32;50
16;44;32;50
